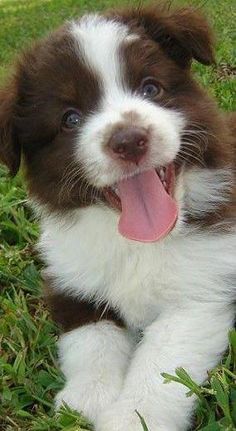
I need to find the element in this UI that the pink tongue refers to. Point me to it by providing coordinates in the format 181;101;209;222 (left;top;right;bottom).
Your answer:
118;169;178;242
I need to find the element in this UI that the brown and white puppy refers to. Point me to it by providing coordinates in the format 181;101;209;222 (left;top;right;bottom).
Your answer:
0;4;235;431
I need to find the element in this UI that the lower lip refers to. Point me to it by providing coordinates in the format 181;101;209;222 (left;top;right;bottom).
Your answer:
103;187;122;211
165;163;175;195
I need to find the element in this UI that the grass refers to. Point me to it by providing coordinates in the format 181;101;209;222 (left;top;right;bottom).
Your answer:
0;0;235;430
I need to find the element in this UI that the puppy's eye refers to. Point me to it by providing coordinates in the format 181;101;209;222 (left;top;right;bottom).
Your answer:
140;78;163;99
61;109;81;131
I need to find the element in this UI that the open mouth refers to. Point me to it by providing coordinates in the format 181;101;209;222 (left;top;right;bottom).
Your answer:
103;163;178;243
103;163;175;211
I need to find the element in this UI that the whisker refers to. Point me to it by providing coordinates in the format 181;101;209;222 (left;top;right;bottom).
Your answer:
177;148;206;167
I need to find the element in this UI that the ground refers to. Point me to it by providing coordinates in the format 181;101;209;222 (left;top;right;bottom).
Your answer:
0;0;235;430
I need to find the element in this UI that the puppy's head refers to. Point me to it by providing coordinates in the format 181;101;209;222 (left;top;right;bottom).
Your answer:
0;5;233;240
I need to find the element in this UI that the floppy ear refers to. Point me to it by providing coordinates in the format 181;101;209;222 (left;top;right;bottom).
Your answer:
115;5;215;68
0;85;21;176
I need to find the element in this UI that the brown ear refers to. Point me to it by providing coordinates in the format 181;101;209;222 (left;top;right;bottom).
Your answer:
0;86;21;176
114;5;215;68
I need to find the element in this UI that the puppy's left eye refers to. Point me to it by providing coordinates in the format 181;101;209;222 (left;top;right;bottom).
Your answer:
61;109;81;131
140;78;163;99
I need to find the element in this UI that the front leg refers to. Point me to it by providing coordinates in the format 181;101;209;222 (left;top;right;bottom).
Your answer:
55;320;133;422
45;283;133;423
96;304;234;431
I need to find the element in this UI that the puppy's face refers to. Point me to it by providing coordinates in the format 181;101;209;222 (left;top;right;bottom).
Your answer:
70;16;185;188
0;6;232;240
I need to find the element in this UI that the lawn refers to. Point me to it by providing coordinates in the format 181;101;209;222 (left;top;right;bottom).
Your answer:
0;0;235;430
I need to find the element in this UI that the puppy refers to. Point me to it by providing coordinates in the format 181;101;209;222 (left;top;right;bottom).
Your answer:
0;4;235;431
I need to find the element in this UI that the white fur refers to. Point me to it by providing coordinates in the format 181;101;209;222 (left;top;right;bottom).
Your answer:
77;97;184;188
39;167;236;325
56;321;133;422
70;16;185;188
183;167;233;217
38;163;236;430
70;15;134;94
41;209;236;325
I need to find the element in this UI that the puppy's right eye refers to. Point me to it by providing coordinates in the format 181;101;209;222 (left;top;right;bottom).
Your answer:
139;77;163;100
61;109;81;131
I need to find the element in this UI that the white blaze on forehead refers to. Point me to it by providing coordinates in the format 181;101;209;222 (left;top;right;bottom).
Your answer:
70;15;137;95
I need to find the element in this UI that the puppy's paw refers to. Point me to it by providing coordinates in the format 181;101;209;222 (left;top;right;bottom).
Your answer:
96;401;170;431
55;379;121;423
55;383;82;412
96;402;147;431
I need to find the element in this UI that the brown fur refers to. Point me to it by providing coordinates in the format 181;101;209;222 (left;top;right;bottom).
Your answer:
0;85;20;176
0;26;103;211
107;4;215;67
44;277;124;332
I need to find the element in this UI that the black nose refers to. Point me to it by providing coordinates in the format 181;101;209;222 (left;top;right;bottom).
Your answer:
108;127;148;163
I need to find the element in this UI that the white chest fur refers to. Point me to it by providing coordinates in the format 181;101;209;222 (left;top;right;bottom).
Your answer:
39;204;236;329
